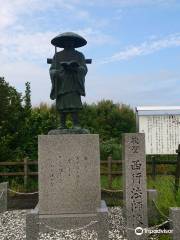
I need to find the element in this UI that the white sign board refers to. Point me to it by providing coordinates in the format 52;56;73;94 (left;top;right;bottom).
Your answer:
136;107;180;154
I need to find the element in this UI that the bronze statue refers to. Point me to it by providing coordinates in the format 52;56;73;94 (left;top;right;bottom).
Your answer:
48;32;91;131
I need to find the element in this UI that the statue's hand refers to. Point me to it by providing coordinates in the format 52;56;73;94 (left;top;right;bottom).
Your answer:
50;69;61;76
70;66;79;72
62;65;78;73
70;61;79;68
61;61;79;72
69;62;79;72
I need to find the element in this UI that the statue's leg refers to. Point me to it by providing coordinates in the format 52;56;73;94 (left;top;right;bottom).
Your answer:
72;112;79;128
60;112;67;129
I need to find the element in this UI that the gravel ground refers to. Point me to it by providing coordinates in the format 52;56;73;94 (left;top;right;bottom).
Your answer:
0;207;159;240
0;207;127;240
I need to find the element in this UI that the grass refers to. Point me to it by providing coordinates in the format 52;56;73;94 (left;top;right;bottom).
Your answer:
4;174;179;239
5;172;180;227
6;174;180;207
100;175;180;218
7;177;38;195
101;175;123;189
101;175;179;239
148;176;180;216
156;236;172;240
7;174;180;212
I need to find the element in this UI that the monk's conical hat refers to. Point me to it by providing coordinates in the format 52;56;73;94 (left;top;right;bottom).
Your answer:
51;32;87;48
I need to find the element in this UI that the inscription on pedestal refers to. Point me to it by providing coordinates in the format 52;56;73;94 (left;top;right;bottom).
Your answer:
122;133;148;239
38;134;101;214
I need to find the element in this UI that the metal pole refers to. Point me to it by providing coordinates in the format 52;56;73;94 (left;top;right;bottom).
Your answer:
175;144;180;193
152;156;156;181
108;155;112;189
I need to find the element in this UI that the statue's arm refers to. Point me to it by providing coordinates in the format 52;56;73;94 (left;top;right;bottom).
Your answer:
49;55;55;99
49;54;66;100
49;54;60;100
77;53;88;76
49;54;58;75
76;52;87;96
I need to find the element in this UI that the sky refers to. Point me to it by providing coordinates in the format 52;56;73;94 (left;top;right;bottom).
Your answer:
0;0;180;108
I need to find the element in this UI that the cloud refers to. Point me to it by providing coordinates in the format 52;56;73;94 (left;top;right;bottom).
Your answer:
0;31;58;63
76;28;116;46
1;61;51;105
0;28;115;64
0;0;92;30
0;0;179;108
0;0;50;30
0;4;15;30
0;0;115;63
85;70;180;106
99;33;180;64
111;0;177;7
0;0;177;31
1;59;180;107
82;0;177;7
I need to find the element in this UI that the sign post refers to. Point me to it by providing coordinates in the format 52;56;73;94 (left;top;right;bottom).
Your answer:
136;106;180;155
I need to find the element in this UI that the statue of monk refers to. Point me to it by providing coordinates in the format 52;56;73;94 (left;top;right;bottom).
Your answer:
49;32;88;129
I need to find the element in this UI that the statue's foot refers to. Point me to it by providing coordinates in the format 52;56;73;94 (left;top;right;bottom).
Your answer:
48;127;90;135
73;125;81;130
72;126;90;134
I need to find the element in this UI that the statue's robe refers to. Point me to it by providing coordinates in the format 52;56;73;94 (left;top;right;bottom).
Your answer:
49;49;87;112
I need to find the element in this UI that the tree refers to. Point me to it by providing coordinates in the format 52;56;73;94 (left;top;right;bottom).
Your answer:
79;100;136;159
0;78;136;161
21;103;57;159
0;77;24;160
24;82;31;113
80;100;136;141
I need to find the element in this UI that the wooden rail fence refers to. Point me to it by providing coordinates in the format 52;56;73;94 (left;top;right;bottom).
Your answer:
0;156;179;191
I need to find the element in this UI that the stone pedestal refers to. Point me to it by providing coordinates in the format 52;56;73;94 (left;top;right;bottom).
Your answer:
26;134;108;240
0;182;8;213
26;201;108;239
26;206;39;240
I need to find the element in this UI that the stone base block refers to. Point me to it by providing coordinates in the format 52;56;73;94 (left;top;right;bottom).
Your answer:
0;182;8;213
26;200;109;240
26;207;39;240
38;134;101;215
170;207;180;240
